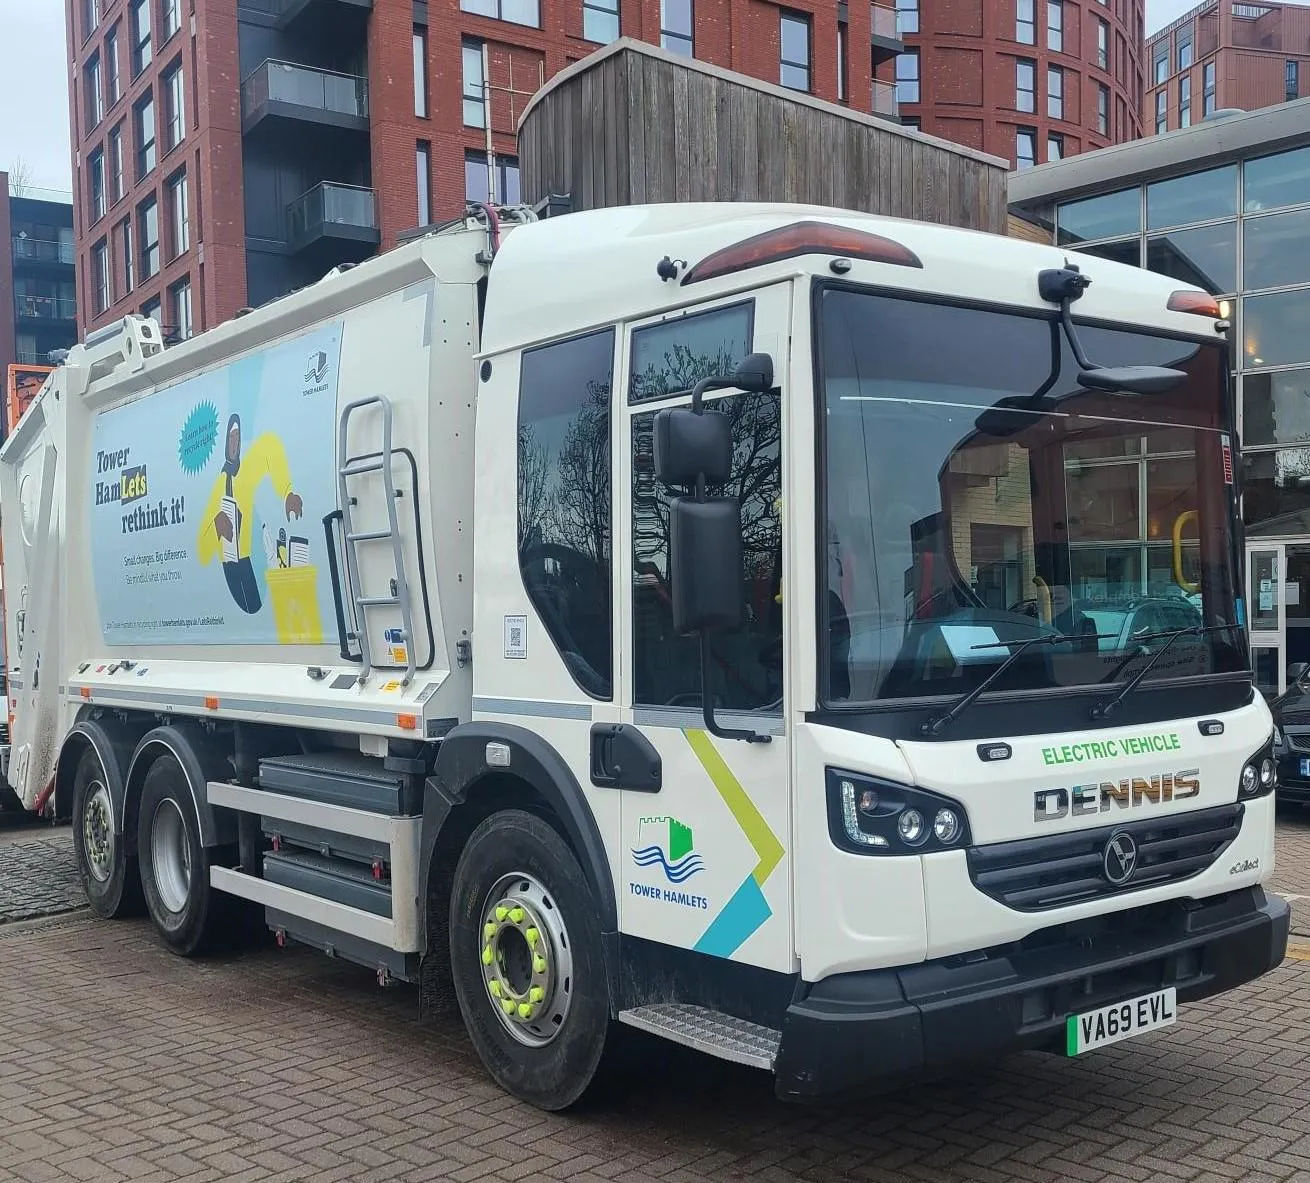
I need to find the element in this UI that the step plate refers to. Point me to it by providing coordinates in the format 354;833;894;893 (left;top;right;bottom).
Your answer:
618;1004;780;1071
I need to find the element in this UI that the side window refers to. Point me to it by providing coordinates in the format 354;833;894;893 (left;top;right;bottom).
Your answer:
518;328;615;699
629;301;753;403
632;391;783;712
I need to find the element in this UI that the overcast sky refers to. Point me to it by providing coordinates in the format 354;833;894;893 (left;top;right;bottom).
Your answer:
0;0;1276;192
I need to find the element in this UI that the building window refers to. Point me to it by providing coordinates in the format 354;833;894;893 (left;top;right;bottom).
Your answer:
1177;29;1192;71
106;25;121;104
896;49;920;104
89;148;106;223
465;150;521;205
462;40;485;128
1154;43;1167;84
1155;89;1167;134
1245;146;1310;212
517;328;615;699
120;217;134;295
1098;83;1109;135
779;11;811;92
135;92;156;178
583;0;620;44
1179;75;1191;128
459;0;539;28
170;278;192;341
139;196;159;279
1047;65;1063;119
661;0;693;55
1017;0;1035;44
141;295;161;325
1016;127;1037;170
168;171;188;257
416;141;431;225
84;0;100;39
413;29;427;117
110;126;124;201
130;0;151;76
92;239;110;315
161;0;180;41
1288;60;1300;102
895;0;918;34
1016;59;1035;112
85;54;104;129
837;23;847;102
164;63;185;151
1048;132;1064;161
1047;0;1063;52
1097;20;1108;70
1203;61;1216;115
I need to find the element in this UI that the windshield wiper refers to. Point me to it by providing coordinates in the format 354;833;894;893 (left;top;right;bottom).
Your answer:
1091;625;1239;721
922;632;1115;737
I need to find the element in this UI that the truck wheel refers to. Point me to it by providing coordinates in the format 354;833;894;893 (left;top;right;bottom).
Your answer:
449;809;611;1111
137;754;221;956
71;748;142;918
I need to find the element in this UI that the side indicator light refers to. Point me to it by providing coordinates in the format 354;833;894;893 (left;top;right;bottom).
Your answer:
397;713;418;731
683;220;923;285
79;687;92;699
1167;290;1221;318
204;695;220;710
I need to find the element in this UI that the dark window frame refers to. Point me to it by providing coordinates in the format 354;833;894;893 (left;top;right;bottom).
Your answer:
134;90;156;180
779;9;812;93
139;195;160;279
130;0;151;76
461;39;485;128
660;0;693;55
628;298;756;404
583;0;620;44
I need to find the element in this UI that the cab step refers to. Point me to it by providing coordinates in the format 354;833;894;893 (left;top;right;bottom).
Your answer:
617;1004;780;1070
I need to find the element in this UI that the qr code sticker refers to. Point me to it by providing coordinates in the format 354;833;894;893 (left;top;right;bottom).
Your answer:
504;615;528;660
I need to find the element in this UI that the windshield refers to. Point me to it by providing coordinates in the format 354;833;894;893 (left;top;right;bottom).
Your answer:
818;288;1245;708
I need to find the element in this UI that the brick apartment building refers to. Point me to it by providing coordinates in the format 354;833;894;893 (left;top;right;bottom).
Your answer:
1146;0;1310;134
896;0;1146;168
65;0;1141;339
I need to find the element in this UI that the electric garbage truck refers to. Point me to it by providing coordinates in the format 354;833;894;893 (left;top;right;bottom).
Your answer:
0;201;1289;1110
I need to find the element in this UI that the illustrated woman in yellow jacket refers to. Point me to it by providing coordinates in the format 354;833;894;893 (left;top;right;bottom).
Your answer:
198;413;303;614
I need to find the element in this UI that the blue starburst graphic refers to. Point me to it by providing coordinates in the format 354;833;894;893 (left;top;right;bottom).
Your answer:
178;401;219;474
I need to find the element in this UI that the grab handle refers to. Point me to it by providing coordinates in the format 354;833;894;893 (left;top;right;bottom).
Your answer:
1172;511;1200;594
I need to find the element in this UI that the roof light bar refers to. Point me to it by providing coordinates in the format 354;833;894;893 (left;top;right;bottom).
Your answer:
1167;290;1222;318
682;220;923;286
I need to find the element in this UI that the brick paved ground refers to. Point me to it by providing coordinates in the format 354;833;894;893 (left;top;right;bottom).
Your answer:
2;816;1310;1182
0;826;83;925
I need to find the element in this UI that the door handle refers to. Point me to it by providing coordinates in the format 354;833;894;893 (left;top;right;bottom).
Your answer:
590;724;662;792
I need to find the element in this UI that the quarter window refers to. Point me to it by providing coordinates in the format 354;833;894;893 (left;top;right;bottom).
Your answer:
518;329;615;699
629;301;753;403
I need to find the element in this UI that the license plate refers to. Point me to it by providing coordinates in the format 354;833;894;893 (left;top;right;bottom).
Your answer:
1300;758;1310;778
1065;987;1177;1056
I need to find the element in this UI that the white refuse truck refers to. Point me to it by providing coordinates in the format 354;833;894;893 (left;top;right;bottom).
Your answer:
0;200;1289;1110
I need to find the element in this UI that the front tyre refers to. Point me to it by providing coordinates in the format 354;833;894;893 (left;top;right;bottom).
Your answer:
71;748;142;918
450;810;612;1111
137;754;223;956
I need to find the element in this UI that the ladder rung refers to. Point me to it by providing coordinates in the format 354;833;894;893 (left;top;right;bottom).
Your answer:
347;529;394;543
342;461;386;478
357;596;400;607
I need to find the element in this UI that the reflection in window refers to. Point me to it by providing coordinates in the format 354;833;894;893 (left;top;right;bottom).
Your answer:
1146;165;1236;230
1245;289;1310;370
1244;369;1310;448
1078;239;1140;267
518;329;615;698
1244;209;1310;292
583;0;619;43
1244;447;1310;538
632;392;782;711
1245;147;1310;213
460;0;540;26
661;0;693;55
629;301;752;403
1056;187;1139;245
1146;222;1236;295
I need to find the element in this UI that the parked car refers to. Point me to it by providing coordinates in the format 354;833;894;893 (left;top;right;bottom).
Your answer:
1271;663;1310;805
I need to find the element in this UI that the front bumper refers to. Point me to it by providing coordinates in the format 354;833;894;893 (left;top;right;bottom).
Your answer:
1275;749;1310;802
774;886;1289;1102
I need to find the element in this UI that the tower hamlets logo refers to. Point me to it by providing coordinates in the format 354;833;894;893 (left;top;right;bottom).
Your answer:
304;350;329;387
631;816;705;883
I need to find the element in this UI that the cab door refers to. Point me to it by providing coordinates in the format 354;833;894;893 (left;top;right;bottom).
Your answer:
612;284;794;974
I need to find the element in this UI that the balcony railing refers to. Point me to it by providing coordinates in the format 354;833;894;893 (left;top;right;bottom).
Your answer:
14;351;43;366
286;181;377;249
12;237;75;264
873;79;900;117
241;59;369;123
871;2;901;41
14;295;77;321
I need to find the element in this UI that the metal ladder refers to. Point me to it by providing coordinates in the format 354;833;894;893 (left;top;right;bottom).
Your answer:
337;396;416;686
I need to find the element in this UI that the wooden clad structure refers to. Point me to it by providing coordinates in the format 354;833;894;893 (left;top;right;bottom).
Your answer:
517;39;1010;236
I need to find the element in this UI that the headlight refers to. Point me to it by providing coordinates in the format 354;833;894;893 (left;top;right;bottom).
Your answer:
1241;763;1259;795
828;769;971;855
1237;735;1278;799
1274;725;1285;749
1260;757;1277;789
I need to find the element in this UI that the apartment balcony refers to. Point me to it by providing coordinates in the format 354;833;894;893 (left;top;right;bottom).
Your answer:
872;2;906;60
241;60;370;138
872;79;900;120
14;295;77;324
11;237;75;266
286;182;380;263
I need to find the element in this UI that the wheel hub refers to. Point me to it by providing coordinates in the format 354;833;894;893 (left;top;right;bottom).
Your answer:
150;798;192;915
83;783;115;883
479;873;573;1047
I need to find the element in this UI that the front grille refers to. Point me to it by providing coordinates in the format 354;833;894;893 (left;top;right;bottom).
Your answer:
967;803;1243;912
1279;709;1310;725
1286;731;1310;754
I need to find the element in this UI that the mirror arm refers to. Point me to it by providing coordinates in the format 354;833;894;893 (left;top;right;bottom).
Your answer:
699;633;772;744
1058;299;1099;373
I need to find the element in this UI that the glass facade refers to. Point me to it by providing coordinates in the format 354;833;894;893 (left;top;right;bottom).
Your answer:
1053;143;1310;688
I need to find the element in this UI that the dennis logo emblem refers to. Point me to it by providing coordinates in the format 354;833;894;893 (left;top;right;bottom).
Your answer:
1103;831;1139;886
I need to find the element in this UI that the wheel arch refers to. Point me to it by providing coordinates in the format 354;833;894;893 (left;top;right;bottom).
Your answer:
55;710;153;826
123;722;239;855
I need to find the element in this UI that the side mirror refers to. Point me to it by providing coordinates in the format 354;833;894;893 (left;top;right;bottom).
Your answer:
654;406;731;486
1290;662;1309;685
670;497;743;636
732;352;775;393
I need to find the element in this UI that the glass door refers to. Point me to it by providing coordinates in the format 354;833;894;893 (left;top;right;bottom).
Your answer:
1247;543;1285;697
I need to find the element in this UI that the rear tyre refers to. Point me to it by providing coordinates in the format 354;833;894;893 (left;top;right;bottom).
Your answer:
137;754;225;956
71;748;143;918
450;809;612;1111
